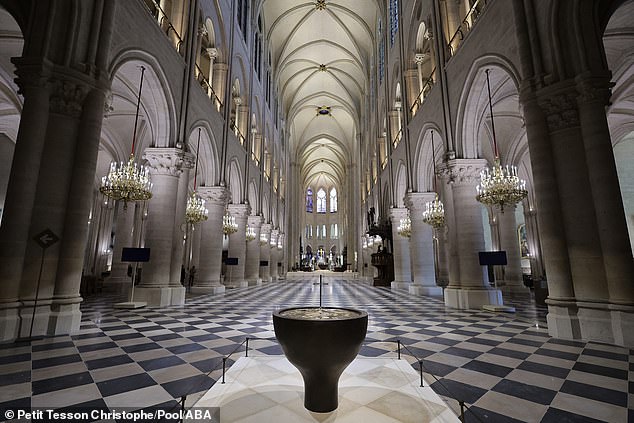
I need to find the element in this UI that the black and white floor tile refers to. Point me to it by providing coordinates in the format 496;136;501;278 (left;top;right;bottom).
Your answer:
0;275;631;422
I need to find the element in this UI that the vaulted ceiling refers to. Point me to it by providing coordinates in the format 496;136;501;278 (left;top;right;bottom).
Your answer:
262;0;380;190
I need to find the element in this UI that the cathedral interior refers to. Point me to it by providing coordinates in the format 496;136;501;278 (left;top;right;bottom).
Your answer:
0;0;633;421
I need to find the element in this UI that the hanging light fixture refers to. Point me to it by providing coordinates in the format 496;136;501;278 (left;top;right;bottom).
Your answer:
260;232;268;245
397;211;411;237
476;69;528;212
422;130;445;228
246;226;256;241
222;210;238;234
185;128;209;224
100;66;153;207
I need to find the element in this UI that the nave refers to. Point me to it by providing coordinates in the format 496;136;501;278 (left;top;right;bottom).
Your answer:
0;275;631;422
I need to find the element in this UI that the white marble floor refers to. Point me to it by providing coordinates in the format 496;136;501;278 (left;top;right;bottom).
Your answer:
192;356;460;423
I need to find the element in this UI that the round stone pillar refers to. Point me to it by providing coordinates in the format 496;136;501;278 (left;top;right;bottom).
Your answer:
405;193;442;296
107;203;137;292
245;215;263;285
259;224;272;282
134;148;184;306
0;63;50;341
270;229;279;282
226;203;250;287
389;207;412;290
440;159;502;308
192;186;229;294
496;208;525;292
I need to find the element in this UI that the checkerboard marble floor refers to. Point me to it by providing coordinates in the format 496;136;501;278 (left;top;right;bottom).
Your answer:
1;274;632;422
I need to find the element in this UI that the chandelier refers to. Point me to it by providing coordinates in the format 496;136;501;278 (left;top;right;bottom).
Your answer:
185;128;209;224
260;232;268;245
246;226;256;241
100;66;153;207
222;211;238;234
422;130;445;228
422;194;445;229
476;69;528;212
397;213;411;237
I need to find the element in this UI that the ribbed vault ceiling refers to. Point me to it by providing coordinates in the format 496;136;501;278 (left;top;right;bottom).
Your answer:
262;0;379;190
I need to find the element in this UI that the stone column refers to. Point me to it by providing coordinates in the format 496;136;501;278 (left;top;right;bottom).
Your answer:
575;76;634;345
212;63;227;110
523;207;544;279
226;203;250;287
259;223;272;282
522;86;577;339
107;203;137;292
414;53;426;96
405;192;442;296
496;208;525;292
206;47;218;97
168;152;194;305
390;207;412;290
134;148;184;306
245;215;263;285
16;75;92;338
190;221;202;269
270;229;279;282
440;159;502;308
0;63;49;341
49;87;108;334
192;186;228;294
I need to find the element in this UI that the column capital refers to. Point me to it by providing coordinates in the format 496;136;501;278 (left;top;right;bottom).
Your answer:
197;186;229;205
414;53;427;64
575;74;613;106
261;223;272;235
537;81;580;133
438;158;487;186
405;192;437;211
228;203;251;218
144;148;188;177
206;47;219;59
248;214;263;228
389;207;409;221
49;77;90;117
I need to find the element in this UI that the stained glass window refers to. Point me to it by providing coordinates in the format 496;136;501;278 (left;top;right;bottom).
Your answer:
317;188;326;213
330;188;337;212
306;188;313;213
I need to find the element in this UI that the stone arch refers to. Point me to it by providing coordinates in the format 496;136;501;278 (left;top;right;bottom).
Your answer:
248;179;259;213
107;51;177;151
413;123;444;192
455;56;522;162
187;121;219;187
227;157;243;203
394;161;407;207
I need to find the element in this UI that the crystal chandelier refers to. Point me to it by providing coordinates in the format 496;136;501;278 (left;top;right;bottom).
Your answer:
185;128;208;224
222;211;238;234
422;194;445;229
100;66;153;207
422;130;445;228
246;226;256;241
260;232;268;245
476;69;528;212
397;213;411;238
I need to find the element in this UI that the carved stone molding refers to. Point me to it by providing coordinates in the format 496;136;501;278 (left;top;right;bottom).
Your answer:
197;186;230;205
414;53;427;64
180;151;196;170
575;76;613;106
438;158;487;186
228;203;251;218
143;148;186;177
49;78;89;117
538;91;579;133
389;207;409;221
405;192;437;211
248;215;263;228
261;223;272;235
11;58;50;94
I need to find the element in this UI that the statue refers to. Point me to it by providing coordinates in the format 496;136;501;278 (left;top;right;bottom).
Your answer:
367;207;376;227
